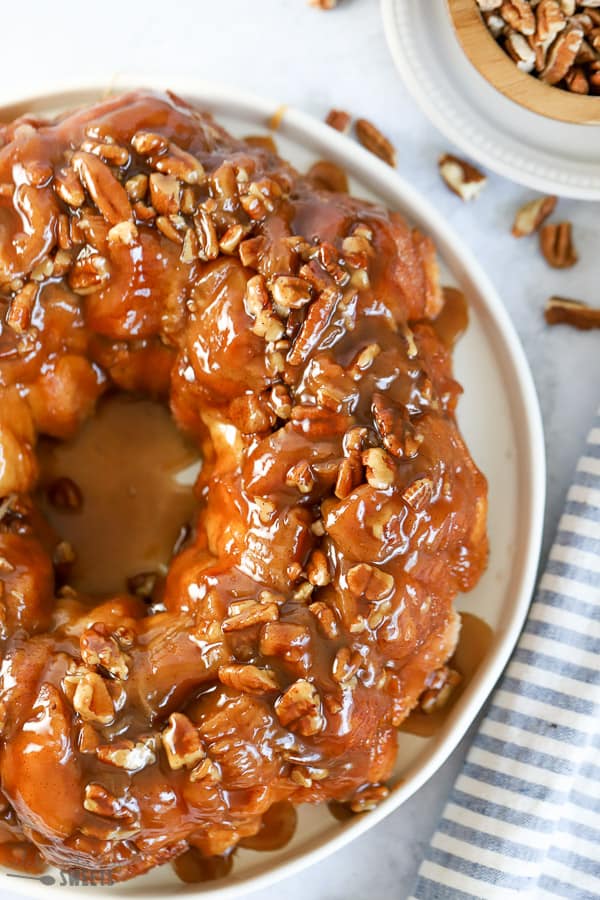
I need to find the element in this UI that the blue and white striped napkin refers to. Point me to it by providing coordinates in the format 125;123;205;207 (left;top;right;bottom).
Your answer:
412;411;600;899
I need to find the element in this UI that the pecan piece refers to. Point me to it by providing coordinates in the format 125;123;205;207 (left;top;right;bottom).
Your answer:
505;30;536;71
222;597;279;632
80;623;129;680
355;119;396;167
275;678;324;736
72;151;131;225
218;664;278;694
439;154;487;201
96;737;156;771
6;283;37;335
347;563;394;600
308;601;339;638
501;0;536;35
306;549;331;586
54;166;85;208
544;296;600;329
287;286;341;366
535;0;567;43
512;195;557;237
63;670;115;724
539;221;578;268
149;172;181;215
332;647;362;684
362;448;395;489
161;712;205;770
403;476;434;510
325;108;352;133
420;666;462;713
541;21;584;84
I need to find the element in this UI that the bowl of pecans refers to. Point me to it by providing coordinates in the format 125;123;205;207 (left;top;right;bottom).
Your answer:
448;0;600;124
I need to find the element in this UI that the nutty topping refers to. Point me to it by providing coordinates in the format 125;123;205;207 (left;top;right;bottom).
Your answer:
347;563;394;600
361;448;395;489
63;670;115;725
222;598;280;632
275;679;324;736
217;664;278;694
96;737;157;771
161;712;206;770
80;623;130;680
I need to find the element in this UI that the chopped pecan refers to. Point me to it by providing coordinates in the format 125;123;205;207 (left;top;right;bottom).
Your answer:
403;476;434;510
96;737;157;771
54;166;85;207
218;664;278;693
275;678;324;736
68;254;110;295
80;623;129;680
149;172;181;216
271;275;313;310
334;453;363;499
306;549;331;586
332;647;362;684
124;173;148;201
420;666;462;713
222;597;279;632
63;670;115;724
72;151;131;225
193;208;219;260
539;221;578;267
512;195;557;236
308;601;339;638
362;448;395;489
6;283;37;334
286;460;316;494
287;286;341;366
347;563;394;600
155;144;205;185
161;712;206;770
544;295;600;329
439;154;487;201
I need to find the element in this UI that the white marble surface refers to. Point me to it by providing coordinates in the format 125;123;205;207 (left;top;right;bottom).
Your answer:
2;0;599;897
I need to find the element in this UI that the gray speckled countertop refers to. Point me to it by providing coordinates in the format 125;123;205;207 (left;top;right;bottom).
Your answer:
3;1;599;897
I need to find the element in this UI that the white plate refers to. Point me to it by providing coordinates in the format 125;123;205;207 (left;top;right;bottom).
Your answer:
382;0;600;200
0;78;545;900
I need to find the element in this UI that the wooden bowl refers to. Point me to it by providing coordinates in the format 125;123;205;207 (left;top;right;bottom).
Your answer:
446;0;600;125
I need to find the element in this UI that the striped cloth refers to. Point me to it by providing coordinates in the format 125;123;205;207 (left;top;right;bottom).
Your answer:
412;415;600;900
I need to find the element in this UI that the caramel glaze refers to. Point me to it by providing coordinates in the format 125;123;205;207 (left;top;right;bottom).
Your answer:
0;91;488;881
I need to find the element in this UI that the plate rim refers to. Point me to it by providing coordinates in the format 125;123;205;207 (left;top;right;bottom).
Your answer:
0;76;546;900
381;0;600;201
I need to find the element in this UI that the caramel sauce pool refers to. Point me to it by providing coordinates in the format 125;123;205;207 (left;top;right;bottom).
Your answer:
433;286;469;349
400;612;494;738
37;394;200;594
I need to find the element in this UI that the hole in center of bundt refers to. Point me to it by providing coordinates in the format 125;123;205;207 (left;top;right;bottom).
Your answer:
36;393;200;596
